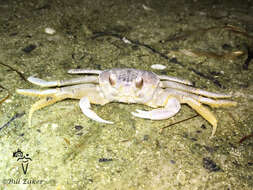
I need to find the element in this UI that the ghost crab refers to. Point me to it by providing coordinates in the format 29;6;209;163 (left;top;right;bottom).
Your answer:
17;68;237;138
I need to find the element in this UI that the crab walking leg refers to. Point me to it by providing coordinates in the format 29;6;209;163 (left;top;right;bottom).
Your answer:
27;76;98;87
158;75;193;86
131;97;181;120
194;95;237;108
16;89;59;97
17;88;69;127
182;96;217;138
79;97;113;124
68;69;102;75
160;81;232;98
27;95;68;127
165;88;237;108
17;84;111;126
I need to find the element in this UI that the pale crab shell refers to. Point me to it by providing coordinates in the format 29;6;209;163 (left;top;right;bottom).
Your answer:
99;68;160;103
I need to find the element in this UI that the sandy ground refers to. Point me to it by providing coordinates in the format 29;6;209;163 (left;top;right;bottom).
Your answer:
0;0;252;189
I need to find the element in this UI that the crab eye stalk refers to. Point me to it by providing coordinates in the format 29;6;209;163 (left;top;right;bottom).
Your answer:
109;73;117;86
135;76;143;89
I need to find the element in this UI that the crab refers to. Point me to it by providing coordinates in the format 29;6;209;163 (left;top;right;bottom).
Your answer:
17;68;237;138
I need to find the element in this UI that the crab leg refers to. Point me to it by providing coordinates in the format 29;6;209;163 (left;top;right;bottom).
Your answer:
165;88;237;108
17;88;69;127
68;69;102;74
28;96;69;127
160;81;232;98
79;97;113;124
181;96;217;138
158;75;193;85
165;88;236;138
131;97;181;120
27;76;98;87
193;95;237;108
16;89;58;97
17;83;111;126
161;88;236;137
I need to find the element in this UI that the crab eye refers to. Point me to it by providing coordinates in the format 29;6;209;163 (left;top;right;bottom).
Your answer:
135;76;143;89
109;73;117;86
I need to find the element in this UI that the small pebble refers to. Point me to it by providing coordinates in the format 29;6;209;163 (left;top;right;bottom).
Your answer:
45;27;56;35
22;44;36;53
143;135;149;141
222;43;231;50
99;158;113;162
142;4;153;11
170;58;180;64
122;37;132;44
201;124;206;129
75;125;83;131
203;157;221;172
151;64;167;70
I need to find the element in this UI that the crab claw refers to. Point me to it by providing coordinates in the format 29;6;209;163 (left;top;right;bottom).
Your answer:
131;97;181;120
79;97;114;124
